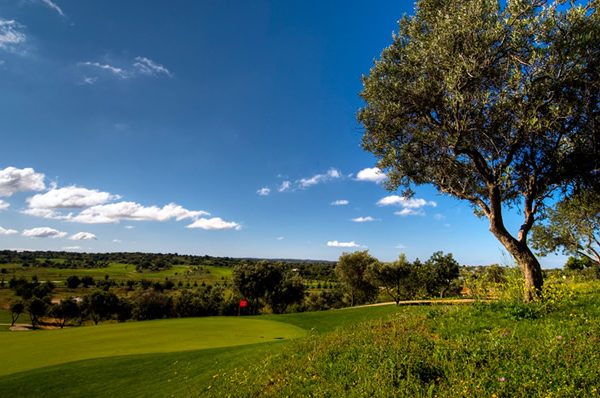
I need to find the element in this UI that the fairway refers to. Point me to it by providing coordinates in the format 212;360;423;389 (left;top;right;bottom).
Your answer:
0;317;305;376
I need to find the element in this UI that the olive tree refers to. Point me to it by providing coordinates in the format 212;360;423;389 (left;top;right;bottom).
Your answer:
359;0;599;301
335;251;379;306
531;190;600;265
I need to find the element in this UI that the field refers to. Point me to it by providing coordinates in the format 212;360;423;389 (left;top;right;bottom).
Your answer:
0;262;233;284
0;280;598;397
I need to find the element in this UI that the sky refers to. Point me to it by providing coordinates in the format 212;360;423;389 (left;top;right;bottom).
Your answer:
0;0;566;267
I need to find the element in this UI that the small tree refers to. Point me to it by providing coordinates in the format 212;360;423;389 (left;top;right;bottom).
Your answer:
335;251;379;306
66;275;81;289
10;301;24;326
26;297;48;329
50;298;81;328
267;273;306;314
81;290;120;325
532;191;600;266
424;252;461;298
367;254;412;305
359;0;599;301
564;256;595;272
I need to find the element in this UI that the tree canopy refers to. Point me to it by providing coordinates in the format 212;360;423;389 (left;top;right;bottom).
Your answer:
532;190;600;265
359;0;599;301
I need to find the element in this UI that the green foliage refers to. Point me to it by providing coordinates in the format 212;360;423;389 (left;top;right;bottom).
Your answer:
233;262;306;314
26;296;48;329
49;298;81;328
131;290;173;321
81;290;120;325
174;287;223;317
9;300;24;326
532;190;600;265
424;251;461;298
367;253;412;304
564;256;595;271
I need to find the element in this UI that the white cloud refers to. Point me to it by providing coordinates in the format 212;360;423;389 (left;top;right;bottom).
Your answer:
351;216;376;223
0;167;45;197
0;226;18;235
70;232;97;241
356;167;386;183
395;243;407;249
113;239;122;243
298;168;341;189
377;195;437;208
278;180;291;192
40;0;65;17
0;19;26;53
257;187;270;196
124;225;134;229
21;207;63;219
394;208;425;217
27;185;118;209
276;236;284;241
22;227;67;239
70;202;209;224
78;56;172;82
0;200;9;211
133;56;172;77
78;61;127;78
186;217;241;231
331;199;349;206
327;240;360;248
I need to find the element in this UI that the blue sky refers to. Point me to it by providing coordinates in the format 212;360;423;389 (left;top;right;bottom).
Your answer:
0;0;565;267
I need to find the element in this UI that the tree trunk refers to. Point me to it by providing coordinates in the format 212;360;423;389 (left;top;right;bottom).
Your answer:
487;190;544;302
490;222;544;302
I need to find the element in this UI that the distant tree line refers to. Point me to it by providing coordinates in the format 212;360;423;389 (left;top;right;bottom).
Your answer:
0;250;336;279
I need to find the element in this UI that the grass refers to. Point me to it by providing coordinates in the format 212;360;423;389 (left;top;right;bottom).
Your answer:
0;343;281;398
0;262;233;284
1;281;598;397
0;317;305;377
208;287;600;397
0;304;408;397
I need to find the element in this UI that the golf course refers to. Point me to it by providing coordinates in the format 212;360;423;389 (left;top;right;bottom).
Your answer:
0;304;407;397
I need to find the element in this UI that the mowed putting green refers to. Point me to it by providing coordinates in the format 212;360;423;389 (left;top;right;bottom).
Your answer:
0;317;305;376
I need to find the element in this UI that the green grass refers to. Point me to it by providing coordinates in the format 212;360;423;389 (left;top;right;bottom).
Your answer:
0;343;284;397
0;304;407;397
257;303;404;332
0;317;305;377
0;262;233;284
208;290;600;397
1;282;598;397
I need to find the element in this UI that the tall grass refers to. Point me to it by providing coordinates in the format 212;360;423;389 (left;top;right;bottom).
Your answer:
209;283;600;397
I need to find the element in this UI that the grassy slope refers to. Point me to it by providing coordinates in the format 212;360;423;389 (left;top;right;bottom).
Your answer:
209;288;600;397
0;317;305;376
0;305;406;397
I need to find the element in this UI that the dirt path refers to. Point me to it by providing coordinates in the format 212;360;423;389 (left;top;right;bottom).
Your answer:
348;298;492;309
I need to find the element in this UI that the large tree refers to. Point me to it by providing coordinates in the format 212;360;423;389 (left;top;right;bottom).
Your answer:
359;0;599;301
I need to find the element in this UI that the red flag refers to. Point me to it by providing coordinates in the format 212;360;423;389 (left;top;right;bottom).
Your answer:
239;299;248;308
